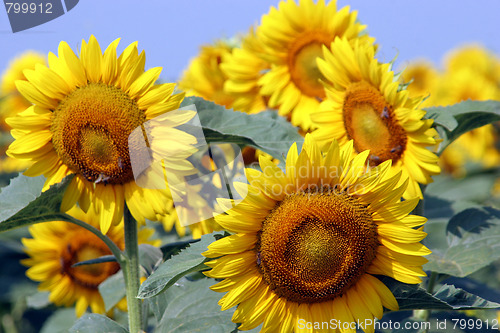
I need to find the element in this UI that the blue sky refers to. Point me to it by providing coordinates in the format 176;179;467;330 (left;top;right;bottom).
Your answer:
1;0;499;82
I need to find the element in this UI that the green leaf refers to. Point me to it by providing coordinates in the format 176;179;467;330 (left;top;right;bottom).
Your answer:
98;271;125;312
137;232;223;299
0;174;73;232
151;278;235;333
381;276;449;310
443;276;500;305
0;236;35;300
380;276;500;310
426;173;495;204
40;308;78;333
148;286;169;324
69;313;128;333
0;174;46;222
160;238;200;261
26;291;50;309
424;107;458;131
424;206;500;277
72;255;116;267
424;195;480;223
424;100;500;154
138;244;163;275
181;96;303;162
433;284;500;309
0;171;19;188
423;194;480;253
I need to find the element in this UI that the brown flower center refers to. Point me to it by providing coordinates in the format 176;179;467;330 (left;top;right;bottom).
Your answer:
288;31;332;98
343;81;407;166
51;83;145;184
257;189;379;303
61;230;120;289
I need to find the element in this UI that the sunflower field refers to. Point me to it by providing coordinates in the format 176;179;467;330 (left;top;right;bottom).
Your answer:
1;1;500;332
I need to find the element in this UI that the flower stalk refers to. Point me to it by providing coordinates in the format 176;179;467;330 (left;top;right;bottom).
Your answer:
122;203;143;333
64;213;123;262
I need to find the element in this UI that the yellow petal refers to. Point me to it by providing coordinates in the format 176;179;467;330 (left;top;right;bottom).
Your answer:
364;274;399;311
58;41;87;87
219;274;262;311
60;177;83;212
128;67;162;99
203;233;257;257
15;80;57;109
8;130;52;155
102;38;121;84
81;35;103;83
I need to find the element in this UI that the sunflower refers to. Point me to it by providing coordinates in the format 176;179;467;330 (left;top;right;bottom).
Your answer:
436;67;500;176
6;36;197;233
255;0;374;130
21;205;159;317
445;45;500;86
436;68;500;106
178;40;236;109
0;51;46;130
221;29;269;114
203;135;429;332
311;38;440;199
399;60;440;108
0;51;46;173
400;45;500;176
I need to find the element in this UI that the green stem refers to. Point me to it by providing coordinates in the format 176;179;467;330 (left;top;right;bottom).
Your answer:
122;204;143;333
64;214;123;261
419;184;435;332
412;184;435;331
141;298;149;332
422;271;438;333
63;206;144;331
426;271;438;294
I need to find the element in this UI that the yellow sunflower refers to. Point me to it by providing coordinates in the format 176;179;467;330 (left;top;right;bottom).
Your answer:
399;60;440;108
178;40;236;109
255;0;374;130
436;68;500;106
0;51;46;173
221;29;269;114
445;45;500;86
436;67;500;176
311;38;440;199
6;36;197;233
0;51;46;130
203;134;429;332
22;205;159;317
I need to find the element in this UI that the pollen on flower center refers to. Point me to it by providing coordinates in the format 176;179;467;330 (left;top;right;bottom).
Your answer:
343;81;407;166
80;129;117;165
257;189;379;303
51;83;145;184
288;32;331;98
60;231;120;289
